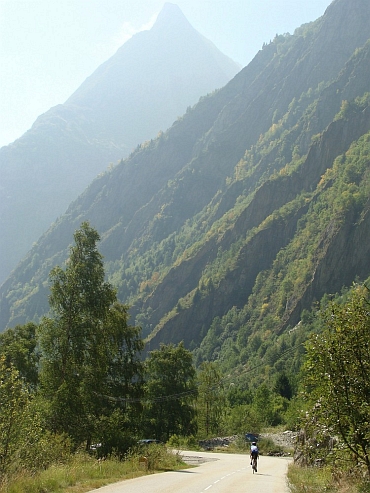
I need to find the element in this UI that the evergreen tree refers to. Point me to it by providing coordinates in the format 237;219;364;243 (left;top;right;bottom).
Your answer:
274;371;293;400
38;222;143;449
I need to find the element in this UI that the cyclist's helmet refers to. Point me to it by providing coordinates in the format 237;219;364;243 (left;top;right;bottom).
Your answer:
252;442;256;445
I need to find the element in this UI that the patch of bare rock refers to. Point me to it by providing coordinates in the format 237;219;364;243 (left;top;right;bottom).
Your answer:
260;430;297;455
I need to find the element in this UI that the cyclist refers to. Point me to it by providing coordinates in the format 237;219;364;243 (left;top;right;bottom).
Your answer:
250;441;259;467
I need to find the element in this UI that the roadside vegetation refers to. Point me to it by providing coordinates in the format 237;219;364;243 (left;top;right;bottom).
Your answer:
288;285;370;493
287;463;370;493
0;445;185;493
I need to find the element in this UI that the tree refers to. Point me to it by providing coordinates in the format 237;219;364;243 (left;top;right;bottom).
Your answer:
0;322;39;389
95;302;144;456
251;384;275;426
38;222;143;449
274;371;293;400
0;356;29;478
197;361;225;437
0;357;72;480
144;342;197;442
303;285;370;475
226;384;252;407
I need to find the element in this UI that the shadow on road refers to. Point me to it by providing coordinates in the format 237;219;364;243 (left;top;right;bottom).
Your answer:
172;470;199;474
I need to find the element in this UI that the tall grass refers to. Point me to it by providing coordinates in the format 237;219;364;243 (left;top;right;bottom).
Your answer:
287;463;370;493
0;446;185;493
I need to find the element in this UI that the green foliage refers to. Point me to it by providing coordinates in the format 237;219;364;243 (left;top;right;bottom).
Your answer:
133;443;184;471
194;125;370;388
220;377;297;435
257;436;285;456
10;409;72;475
274;371;293;400
302;285;370;476
288;461;370;493
335;93;370;122
282;394;308;431
143;343;197;442
222;404;255;435
0;323;39;389
287;463;338;493
0;364;71;482
250;384;285;427
0;449;184;493
167;434;200;450
38;222;144;449
226;384;252;407
0;357;29;479
196;362;225;437
94;409;137;460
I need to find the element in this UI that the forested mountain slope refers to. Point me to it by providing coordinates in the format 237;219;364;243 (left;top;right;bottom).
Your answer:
0;3;239;284
1;0;370;379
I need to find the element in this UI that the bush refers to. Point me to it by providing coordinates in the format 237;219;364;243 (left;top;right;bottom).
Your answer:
257;437;285;456
1;395;73;479
167;435;200;450
13;431;72;474
93;411;137;459
130;443;184;471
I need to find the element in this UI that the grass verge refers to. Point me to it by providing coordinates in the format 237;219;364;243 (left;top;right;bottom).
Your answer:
287;462;370;493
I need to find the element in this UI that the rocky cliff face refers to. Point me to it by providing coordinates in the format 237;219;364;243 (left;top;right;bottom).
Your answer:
135;45;370;348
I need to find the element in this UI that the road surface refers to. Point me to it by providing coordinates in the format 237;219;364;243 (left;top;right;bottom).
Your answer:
88;449;292;493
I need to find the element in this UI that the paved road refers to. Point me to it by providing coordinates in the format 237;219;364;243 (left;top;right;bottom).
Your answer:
88;450;292;493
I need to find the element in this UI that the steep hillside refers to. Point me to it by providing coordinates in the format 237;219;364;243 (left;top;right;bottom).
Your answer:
1;0;370;382
0;3;239;284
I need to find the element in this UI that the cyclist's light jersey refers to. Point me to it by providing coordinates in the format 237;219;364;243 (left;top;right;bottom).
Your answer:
250;445;259;456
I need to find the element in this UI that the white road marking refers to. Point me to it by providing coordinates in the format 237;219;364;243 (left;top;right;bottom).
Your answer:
200;467;246;493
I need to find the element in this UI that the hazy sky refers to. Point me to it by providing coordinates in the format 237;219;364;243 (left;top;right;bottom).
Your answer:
0;0;332;148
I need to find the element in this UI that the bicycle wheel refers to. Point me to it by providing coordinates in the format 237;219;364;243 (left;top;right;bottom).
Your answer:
252;458;257;473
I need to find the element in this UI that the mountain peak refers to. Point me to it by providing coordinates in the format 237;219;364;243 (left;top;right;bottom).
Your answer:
152;3;192;31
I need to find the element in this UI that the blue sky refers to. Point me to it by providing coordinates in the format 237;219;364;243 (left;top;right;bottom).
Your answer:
0;0;332;148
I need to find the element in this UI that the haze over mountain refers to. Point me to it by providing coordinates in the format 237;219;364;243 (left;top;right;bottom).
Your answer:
2;0;370;382
0;2;239;284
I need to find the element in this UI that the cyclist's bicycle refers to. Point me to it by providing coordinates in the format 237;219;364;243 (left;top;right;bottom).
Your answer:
251;456;257;473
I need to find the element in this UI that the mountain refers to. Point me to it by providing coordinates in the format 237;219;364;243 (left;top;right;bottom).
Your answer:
1;0;370;381
0;3;239;284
